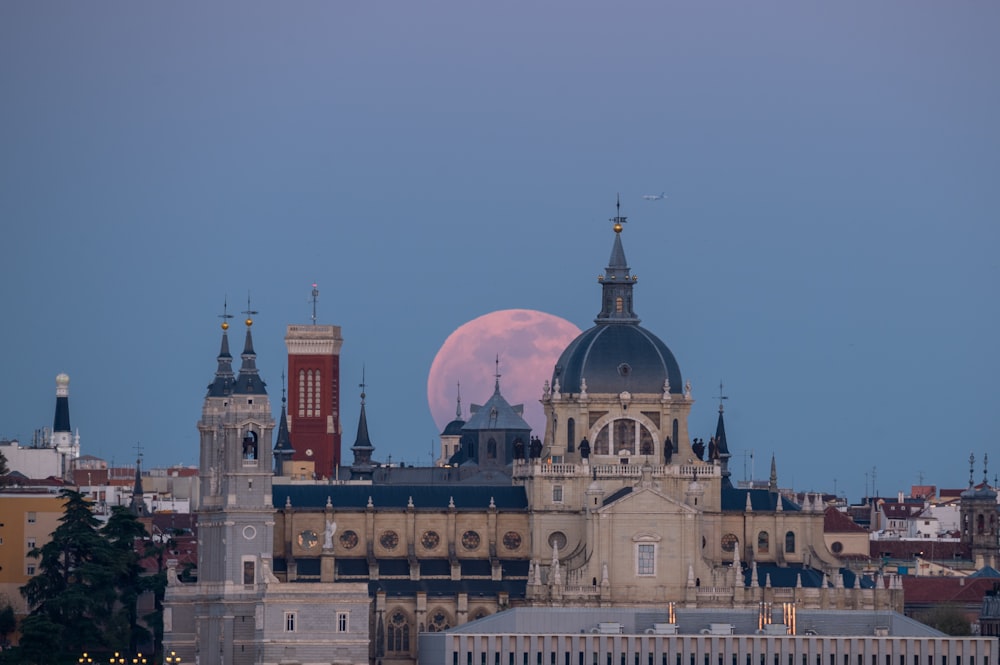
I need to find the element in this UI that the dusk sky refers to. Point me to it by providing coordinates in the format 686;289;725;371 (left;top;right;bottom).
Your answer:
2;3;997;501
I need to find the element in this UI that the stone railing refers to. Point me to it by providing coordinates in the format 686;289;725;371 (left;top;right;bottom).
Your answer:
513;461;721;480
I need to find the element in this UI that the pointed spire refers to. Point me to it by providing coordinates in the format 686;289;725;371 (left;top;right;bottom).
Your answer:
768;455;778;493
350;369;375;480
715;383;733;488
595;196;640;324
273;373;295;471
233;294;266;395
969;452;976;488
129;454;149;517
207;299;236;397
455;382;463;420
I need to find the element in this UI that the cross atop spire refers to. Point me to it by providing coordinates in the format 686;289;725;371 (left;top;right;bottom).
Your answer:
494;354;502;393
969;452;976;488
455;382;463;420
359;366;367;405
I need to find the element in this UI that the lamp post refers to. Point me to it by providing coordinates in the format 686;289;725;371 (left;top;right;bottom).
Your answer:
165;651;182;665
110;653;126;665
79;653;93;665
131;653;147;665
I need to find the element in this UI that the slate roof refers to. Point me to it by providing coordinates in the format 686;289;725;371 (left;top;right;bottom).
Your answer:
742;565;874;589
721;487;800;512
463;381;530;432
274;484;528;510
370;579;526;598
902;576;999;607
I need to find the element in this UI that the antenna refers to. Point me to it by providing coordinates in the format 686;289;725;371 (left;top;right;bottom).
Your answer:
311;282;319;325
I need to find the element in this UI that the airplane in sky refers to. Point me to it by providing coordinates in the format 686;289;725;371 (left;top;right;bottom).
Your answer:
642;192;666;201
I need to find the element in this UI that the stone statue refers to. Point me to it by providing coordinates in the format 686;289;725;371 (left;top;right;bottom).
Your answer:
708;436;718;461
578;438;591;459
323;519;337;549
684;380;692;398
692;438;705;461
664;437;673;463
529;436;543;459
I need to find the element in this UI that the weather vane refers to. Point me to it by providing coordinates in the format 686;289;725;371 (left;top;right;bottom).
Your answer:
219;296;234;330
610;193;627;233
359;365;367;405
243;292;258;327
717;381;728;413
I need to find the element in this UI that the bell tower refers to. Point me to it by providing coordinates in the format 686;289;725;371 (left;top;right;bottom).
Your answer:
285;284;344;479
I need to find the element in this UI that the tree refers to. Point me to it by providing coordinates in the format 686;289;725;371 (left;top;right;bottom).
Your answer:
18;489;118;662
916;604;972;636
102;507;152;655
0;601;16;647
0;449;9;485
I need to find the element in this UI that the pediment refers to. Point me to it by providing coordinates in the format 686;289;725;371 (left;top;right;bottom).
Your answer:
596;485;697;516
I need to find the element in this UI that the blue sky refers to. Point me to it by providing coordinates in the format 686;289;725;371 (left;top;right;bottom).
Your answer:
1;2;997;501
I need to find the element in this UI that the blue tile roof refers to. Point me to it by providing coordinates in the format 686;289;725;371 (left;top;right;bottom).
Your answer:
274;484;528;510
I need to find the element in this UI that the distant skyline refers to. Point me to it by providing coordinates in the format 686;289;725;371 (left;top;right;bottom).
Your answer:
2;2;997;501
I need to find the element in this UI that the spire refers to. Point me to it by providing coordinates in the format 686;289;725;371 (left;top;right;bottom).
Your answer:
595;195;640;324
715;382;733;488
350;369;375;480
233;295;267;395
768;455;778;493
129;453;149;517
273;373;294;473
53;373;71;433
207;299;236;397
455;382;463;420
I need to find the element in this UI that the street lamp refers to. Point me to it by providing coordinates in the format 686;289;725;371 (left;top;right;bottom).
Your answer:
79;653;93;664
109;653;126;665
131;653;147;665
165;651;182;664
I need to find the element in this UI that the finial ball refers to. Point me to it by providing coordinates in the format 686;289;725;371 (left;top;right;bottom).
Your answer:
613;222;622;233
245;318;253;327
221;321;229;330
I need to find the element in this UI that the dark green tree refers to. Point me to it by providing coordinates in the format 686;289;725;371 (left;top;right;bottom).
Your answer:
0;449;9;485
19;489;118;662
102;507;153;655
0;601;16;648
917;604;972;636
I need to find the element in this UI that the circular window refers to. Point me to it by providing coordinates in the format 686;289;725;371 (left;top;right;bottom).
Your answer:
503;531;522;550
721;533;739;553
339;530;359;550
297;530;318;550
380;530;400;550
242;525;257;540
421;530;440;549
462;530;481;550
548;531;567;550
831;541;844;554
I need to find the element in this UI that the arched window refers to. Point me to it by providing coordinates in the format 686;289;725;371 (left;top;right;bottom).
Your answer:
471;608;490;621
757;531;769;554
614;419;635;454
639;425;654;456
978;514;986;535
306;369;314;417
427;609;451;632
486;438;497;459
298;370;305;417
566;418;575;453
785;531;795;554
594;426;609;455
387;610;410;652
615;297;623;313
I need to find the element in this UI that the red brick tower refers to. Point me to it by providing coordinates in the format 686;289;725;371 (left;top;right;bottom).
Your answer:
285;315;344;479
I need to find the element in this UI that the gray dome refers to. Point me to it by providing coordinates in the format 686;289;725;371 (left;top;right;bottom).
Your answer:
552;323;682;396
441;419;466;436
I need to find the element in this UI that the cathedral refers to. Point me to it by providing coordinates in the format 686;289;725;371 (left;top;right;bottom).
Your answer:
163;209;900;665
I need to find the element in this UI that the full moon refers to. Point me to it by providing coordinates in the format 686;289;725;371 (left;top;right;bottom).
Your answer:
427;309;582;438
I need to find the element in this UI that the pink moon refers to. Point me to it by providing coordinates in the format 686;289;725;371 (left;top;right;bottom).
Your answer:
427;310;582;438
